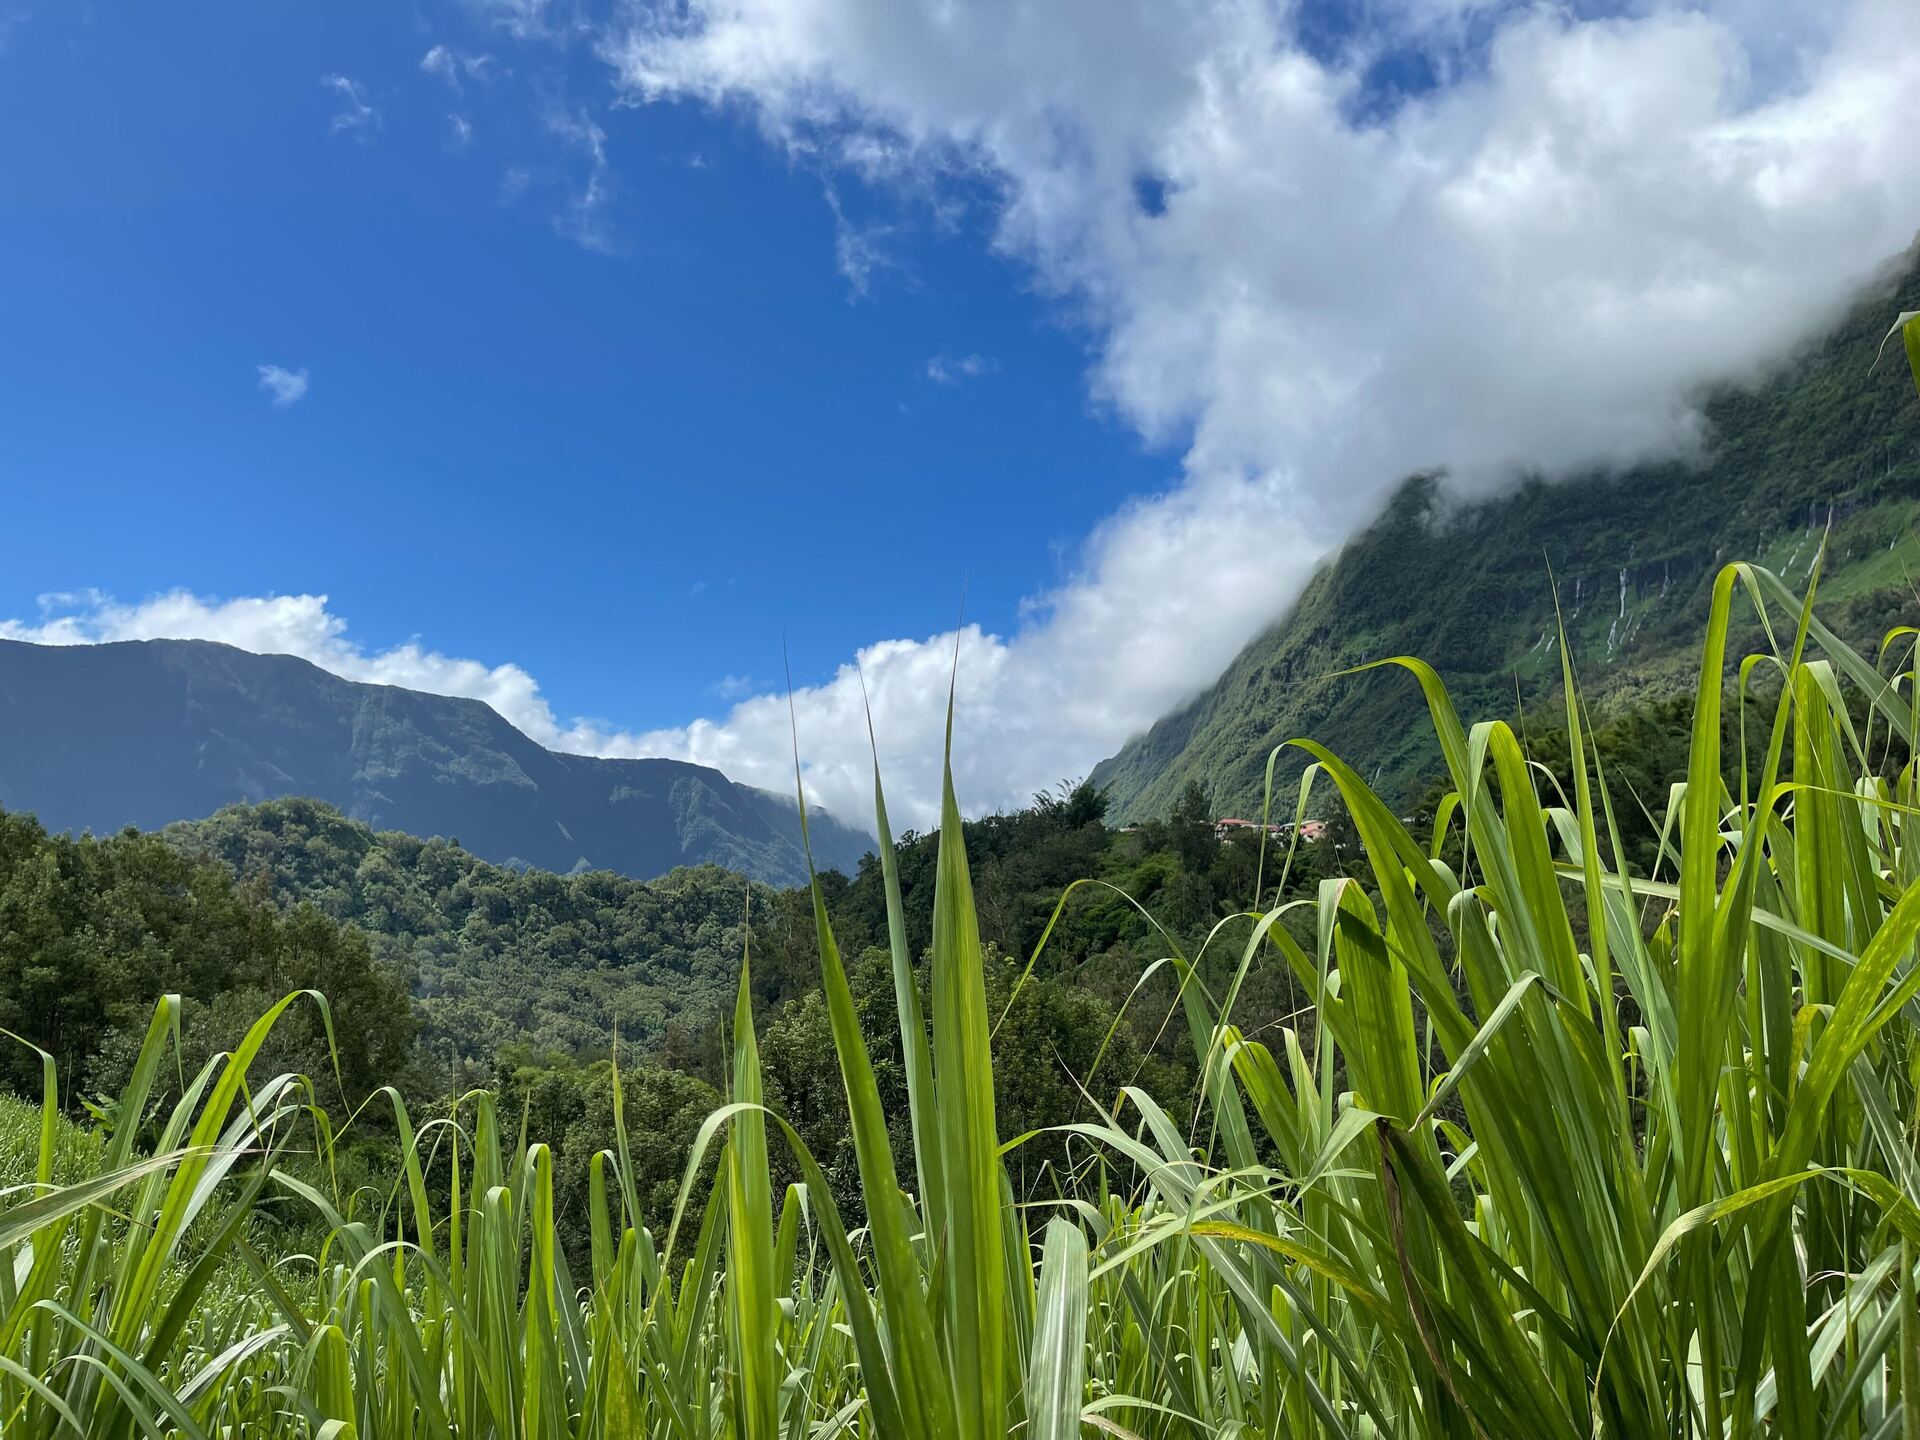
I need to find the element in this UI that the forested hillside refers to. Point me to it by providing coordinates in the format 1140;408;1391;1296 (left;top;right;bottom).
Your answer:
0;636;872;885
162;782;1360;1076
168;797;774;1065
3;778;1359;1223
1092;249;1920;822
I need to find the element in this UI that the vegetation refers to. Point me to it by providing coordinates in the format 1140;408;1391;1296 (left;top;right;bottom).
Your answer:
0;811;415;1105
2;311;1917;1437
5;538;1920;1433
1;762;1353;1255
1093;249;1920;824
167;799;778;1067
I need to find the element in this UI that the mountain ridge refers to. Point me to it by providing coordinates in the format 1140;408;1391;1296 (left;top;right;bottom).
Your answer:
0;636;872;885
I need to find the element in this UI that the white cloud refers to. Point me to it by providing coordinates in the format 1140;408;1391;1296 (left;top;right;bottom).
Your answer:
572;0;1920;818
823;185;896;298
320;73;378;137
422;44;497;92
927;352;994;384
255;364;309;409
713;673;755;700
449;112;474;148
546;106;614;251
421;44;458;85
468;0;554;42
603;0;1920;512
620;472;1330;828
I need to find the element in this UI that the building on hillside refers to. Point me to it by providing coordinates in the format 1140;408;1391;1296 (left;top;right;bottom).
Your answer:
1214;817;1294;842
1210;817;1331;844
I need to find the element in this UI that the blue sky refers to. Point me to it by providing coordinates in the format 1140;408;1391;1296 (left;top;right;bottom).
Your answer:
3;0;1915;827
1;1;1167;728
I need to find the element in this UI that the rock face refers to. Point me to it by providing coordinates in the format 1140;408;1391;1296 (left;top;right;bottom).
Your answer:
0;637;872;885
1092;251;1920;824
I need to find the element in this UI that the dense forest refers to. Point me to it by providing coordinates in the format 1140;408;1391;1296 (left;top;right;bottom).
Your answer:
1;765;1373;1239
0;809;415;1105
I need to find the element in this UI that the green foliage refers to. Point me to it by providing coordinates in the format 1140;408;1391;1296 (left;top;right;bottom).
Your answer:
754;942;1180;1215
159;779;1319;1131
0;1093;100;1191
0;809;413;1106
0;778;1309;1227
493;1047;721;1248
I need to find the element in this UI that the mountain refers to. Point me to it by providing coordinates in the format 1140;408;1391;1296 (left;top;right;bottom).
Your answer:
0;638;872;885
1092;251;1920;824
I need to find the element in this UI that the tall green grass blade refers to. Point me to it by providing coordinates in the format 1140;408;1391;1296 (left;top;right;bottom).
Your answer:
1025;1218;1088;1440
725;941;779;1440
930;686;1008;1440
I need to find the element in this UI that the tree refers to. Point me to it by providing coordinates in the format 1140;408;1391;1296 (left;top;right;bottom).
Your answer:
1168;779;1218;872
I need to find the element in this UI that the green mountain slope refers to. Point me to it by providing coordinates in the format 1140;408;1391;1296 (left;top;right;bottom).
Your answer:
1091;253;1920;823
0;637;871;885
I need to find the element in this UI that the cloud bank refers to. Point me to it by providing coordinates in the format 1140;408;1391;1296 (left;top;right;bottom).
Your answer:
605;0;1919;502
